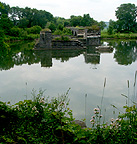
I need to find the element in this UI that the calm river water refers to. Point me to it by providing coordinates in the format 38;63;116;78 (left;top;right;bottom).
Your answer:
0;40;137;127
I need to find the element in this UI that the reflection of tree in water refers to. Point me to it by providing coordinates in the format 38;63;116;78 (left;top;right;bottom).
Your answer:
52;49;84;62
0;41;85;70
34;49;84;67
112;41;137;65
1;40;136;71
0;42;40;71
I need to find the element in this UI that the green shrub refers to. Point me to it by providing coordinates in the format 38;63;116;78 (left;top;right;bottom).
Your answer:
54;36;70;41
26;25;42;34
0;88;137;143
10;27;23;37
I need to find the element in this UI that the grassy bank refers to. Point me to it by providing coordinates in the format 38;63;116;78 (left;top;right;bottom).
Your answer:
4;34;39;42
101;30;137;39
0;89;137;144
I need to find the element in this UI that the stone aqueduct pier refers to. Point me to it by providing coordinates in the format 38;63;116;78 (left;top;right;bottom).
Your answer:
34;27;101;49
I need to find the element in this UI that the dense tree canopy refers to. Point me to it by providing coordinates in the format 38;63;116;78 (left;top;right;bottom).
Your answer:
115;3;137;32
0;2;54;28
70;14;97;27
0;2;101;32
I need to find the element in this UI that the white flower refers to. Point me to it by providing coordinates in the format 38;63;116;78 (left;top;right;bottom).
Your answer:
94;111;99;114
111;118;114;122
94;108;100;111
100;115;103;118
93;108;100;114
16;106;19;110
59;102;65;107
32;106;37;111
91;116;95;119
90;119;95;124
35;110;39;113
39;97;45;104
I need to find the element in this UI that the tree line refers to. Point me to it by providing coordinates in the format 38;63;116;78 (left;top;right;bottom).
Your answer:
108;3;137;34
0;2;106;36
0;2;137;39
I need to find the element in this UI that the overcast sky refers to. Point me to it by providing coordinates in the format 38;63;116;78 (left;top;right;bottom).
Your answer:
1;0;137;22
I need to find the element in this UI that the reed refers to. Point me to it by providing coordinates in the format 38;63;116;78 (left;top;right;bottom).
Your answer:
100;77;106;113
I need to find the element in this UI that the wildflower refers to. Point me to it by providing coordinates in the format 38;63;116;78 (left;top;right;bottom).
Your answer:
35;110;39;113
39;97;45;104
90;119;95;124
94;111;99;114
116;118;119;121
16;106;19;110
129;125;132;128
111;118;114;122
32;106;37;111
100;115;103;118
93;108;100;114
94;108;100;111
91;116;95;119
59;102;65;107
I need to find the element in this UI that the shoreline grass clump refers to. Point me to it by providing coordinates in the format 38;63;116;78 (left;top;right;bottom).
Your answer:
101;30;137;39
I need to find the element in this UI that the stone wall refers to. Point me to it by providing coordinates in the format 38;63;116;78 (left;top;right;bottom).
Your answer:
35;30;52;49
52;40;84;49
34;28;101;50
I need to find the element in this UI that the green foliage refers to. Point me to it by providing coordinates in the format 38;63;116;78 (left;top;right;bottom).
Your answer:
0;29;10;59
0;14;13;34
0;88;137;143
54;36;71;41
99;21;107;30
57;24;64;31
0;89;75;143
54;27;72;36
0;2;10;15
70;14;98;27
115;3;137;32
25;25;42;34
9;6;54;28
10;27;23;37
48;23;56;32
101;31;137;39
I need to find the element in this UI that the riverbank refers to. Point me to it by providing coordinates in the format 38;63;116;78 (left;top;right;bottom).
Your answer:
4;34;39;42
0;91;136;144
101;32;137;39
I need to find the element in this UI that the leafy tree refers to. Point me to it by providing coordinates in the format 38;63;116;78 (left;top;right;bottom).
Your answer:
9;27;22;37
18;18;29;28
9;6;23;26
99;21;106;30
0;14;13;34
70;15;82;27
57;24;64;31
115;3;137;32
48;23;56;32
0;29;9;59
0;2;10;15
9;6;54;28
107;19;116;35
26;25;42;34
81;14;94;26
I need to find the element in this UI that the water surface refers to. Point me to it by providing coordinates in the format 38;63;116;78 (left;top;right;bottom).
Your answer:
0;40;137;127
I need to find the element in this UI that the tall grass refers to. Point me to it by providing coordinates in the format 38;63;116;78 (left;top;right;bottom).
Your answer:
101;30;137;39
0;73;137;143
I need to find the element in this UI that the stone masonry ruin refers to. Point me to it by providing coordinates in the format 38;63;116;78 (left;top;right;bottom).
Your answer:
34;27;101;49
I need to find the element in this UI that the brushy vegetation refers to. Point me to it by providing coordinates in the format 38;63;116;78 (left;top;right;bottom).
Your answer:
0;88;137;144
4;26;41;41
53;36;71;41
101;29;137;39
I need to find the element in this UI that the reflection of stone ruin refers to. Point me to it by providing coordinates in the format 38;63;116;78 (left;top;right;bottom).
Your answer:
34;27;101;50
